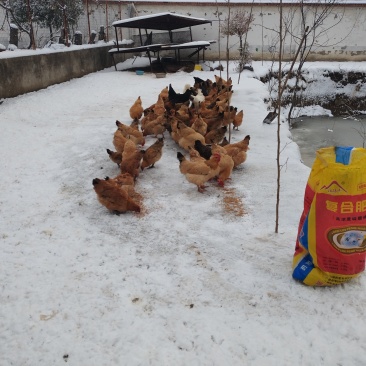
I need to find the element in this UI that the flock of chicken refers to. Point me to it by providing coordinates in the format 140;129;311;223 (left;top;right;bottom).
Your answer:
92;74;250;214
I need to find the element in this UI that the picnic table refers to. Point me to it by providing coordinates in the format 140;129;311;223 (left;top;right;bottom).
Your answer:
110;12;214;72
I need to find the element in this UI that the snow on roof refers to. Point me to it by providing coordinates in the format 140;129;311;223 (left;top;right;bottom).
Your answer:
112;12;211;30
161;41;211;49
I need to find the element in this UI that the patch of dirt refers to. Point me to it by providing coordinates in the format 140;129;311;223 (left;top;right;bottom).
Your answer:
221;187;246;217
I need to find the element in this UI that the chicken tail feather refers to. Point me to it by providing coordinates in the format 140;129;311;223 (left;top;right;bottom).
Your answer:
177;152;185;162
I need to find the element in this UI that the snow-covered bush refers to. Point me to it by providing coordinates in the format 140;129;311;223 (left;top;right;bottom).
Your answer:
7;44;17;51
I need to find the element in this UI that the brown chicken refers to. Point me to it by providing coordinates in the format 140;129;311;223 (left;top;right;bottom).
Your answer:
92;177;140;213
205;126;227;144
216;97;231;113
204;85;220;104
197;103;220;119
113;129;128;153
106;148;122;166
216;89;233;102
175;104;192;125
223;106;237;125
177;121;206;151
130;119;140;130
204;112;225;132
116;120;145;146
177;151;221;193
129;96;144;121
158;86;169;101
141;138;164;170
211;144;234;187
205;99;219;110
217;83;232;94
153;95;166;116
233;109;244;130
214;75;232;88
120;139;144;179
108;173;143;204
109;172;135;190
141;108;157;130
224;135;251;168
168;115;181;144
191;114;208;136
142;115;167;137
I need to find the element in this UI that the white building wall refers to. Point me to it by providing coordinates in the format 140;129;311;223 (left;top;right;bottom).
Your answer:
1;1;365;61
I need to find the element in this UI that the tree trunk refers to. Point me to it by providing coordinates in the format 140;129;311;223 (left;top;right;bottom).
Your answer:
86;0;91;42
48;25;53;41
26;0;36;49
105;0;109;42
275;0;283;234
62;3;70;47
226;0;231;142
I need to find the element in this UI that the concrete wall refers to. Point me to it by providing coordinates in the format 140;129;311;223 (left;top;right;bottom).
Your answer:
86;1;366;62
121;2;366;62
1;2;366;62
0;44;113;99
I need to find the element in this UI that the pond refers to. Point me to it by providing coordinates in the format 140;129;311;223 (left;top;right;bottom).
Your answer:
289;116;366;168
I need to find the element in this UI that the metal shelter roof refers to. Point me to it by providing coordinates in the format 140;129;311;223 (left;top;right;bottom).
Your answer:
112;12;212;31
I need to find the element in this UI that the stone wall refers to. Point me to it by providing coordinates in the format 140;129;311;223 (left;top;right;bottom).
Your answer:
0;45;113;99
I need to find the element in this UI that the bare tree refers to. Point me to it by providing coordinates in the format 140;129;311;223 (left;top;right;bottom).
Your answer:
224;0;231;83
344;107;366;148
268;0;356;232
214;0;223;78
59;0;70;46
264;0;355;117
86;0;91;42
283;0;356;124
275;0;284;234
219;2;255;142
221;8;254;77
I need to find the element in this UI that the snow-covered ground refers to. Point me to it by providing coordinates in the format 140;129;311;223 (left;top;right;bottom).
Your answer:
1;59;365;365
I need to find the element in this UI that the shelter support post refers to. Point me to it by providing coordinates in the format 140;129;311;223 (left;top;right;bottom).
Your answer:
138;29;143;46
115;27;119;51
146;50;153;72
111;54;117;71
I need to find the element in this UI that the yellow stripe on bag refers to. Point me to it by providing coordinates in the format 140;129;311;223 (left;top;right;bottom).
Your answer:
304;268;358;286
